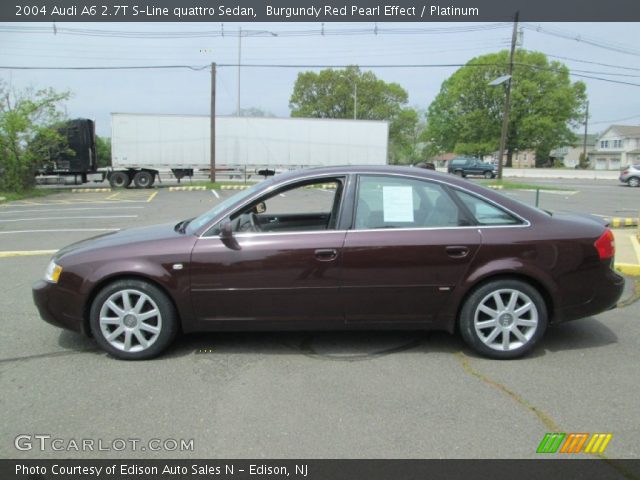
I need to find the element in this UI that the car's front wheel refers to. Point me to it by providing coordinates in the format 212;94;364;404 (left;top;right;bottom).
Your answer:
484;171;494;179
89;279;178;360
459;279;547;359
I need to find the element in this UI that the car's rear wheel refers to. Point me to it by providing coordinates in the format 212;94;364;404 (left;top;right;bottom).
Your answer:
484;171;494;179
628;176;640;187
455;170;465;177
89;279;178;360
459;279;547;359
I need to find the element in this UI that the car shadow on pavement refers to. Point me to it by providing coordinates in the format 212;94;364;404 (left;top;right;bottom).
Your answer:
56;318;617;361
164;330;464;361
534;317;618;355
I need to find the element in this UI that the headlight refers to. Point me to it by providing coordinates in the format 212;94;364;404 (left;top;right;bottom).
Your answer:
44;260;63;284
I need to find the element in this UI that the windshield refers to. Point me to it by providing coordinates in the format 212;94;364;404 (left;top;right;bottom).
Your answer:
186;180;271;235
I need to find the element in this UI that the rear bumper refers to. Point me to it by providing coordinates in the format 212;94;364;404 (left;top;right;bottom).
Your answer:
555;268;625;323
32;280;86;334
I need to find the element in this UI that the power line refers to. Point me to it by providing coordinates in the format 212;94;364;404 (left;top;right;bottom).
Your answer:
522;24;640;57
0;23;512;38
3;62;639;86
547;54;640;72
591;114;640;125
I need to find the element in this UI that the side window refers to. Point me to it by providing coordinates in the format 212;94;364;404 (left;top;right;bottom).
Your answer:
230;179;343;233
454;190;521;225
354;175;464;230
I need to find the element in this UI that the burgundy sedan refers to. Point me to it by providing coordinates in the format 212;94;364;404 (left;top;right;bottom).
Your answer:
33;166;624;360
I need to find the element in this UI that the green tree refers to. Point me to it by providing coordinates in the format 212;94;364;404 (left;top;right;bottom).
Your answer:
289;66;420;164
0;81;70;191
425;50;587;166
96;136;111;167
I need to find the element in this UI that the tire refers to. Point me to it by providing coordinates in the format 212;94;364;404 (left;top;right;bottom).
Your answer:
109;171;130;189
133;171;154;188
484;171;494;179
628;176;640;187
459;279;548;359
89;279;178;360
455;170;465;177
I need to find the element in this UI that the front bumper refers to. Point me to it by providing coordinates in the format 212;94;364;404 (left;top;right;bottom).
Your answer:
32;279;86;334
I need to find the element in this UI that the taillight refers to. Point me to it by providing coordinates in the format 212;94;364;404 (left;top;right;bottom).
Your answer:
594;229;615;260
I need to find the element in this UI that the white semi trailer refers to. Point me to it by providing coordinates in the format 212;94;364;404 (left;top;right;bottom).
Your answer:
109;113;389;188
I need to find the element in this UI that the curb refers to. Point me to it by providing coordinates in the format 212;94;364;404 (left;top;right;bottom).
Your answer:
0;196;6;203
607;217;639;228
168;186;207;191
615;263;640;277
71;188;111;193
487;185;504;190
220;185;250;190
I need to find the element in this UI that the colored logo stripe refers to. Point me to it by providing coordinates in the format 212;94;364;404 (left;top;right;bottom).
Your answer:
560;433;589;453
584;433;613;454
537;433;566;453
537;433;613;454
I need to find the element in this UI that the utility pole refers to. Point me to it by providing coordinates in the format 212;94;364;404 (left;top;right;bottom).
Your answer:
582;101;589;168
353;82;357;120
237;27;242;116
496;10;519;180
210;62;216;182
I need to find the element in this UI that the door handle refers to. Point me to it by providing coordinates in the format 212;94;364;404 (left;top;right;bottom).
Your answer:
445;246;469;258
314;248;338;262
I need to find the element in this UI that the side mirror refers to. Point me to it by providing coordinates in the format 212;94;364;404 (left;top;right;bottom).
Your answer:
219;220;240;250
220;220;233;239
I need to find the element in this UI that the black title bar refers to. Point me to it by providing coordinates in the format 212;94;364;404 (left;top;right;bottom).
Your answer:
3;0;640;22
3;459;640;480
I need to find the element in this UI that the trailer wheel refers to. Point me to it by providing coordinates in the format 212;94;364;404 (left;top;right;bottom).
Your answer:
133;171;154;188
109;171;130;188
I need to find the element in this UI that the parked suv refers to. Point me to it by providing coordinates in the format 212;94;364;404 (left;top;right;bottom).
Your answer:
619;164;640;187
448;157;497;178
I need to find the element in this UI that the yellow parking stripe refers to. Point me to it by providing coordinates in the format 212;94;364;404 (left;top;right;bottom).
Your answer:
147;191;158;202
0;249;58;258
168;186;207;191
71;188;111;193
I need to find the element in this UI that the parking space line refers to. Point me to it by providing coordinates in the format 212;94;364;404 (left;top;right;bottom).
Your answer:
631;235;640;264
106;192;121;200
0;215;137;223
211;189;220;199
0;228;120;234
0;206;145;215
147;191;158;202
0;249;58;258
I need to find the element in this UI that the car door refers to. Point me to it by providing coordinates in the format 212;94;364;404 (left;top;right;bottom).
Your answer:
341;174;482;324
190;177;347;325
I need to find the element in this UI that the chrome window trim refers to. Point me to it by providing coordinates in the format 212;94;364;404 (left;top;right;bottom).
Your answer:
196;221;530;240
353;172;529;229
198;172;346;238
197;170;533;239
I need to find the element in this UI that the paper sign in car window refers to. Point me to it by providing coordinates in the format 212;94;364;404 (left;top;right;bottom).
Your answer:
383;186;414;222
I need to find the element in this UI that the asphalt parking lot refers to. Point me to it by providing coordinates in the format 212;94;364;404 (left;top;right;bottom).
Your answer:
1;180;639;461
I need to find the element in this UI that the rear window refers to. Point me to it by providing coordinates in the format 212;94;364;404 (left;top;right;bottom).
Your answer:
453;190;522;226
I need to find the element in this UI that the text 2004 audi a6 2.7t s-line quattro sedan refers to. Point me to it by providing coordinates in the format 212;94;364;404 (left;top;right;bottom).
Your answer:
33;166;624;360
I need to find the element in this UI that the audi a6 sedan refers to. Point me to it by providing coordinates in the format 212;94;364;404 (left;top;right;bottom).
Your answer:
33;166;624;360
